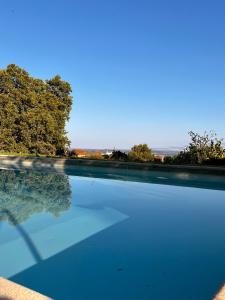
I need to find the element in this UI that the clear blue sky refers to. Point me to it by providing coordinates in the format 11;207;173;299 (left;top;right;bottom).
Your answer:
1;0;224;149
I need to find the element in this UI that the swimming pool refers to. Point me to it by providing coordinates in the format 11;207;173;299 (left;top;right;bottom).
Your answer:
0;167;225;300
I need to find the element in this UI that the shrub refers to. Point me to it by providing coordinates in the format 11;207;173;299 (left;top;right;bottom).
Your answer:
202;157;225;166
164;156;174;164
128;144;154;162
87;151;103;159
167;131;225;165
110;150;128;161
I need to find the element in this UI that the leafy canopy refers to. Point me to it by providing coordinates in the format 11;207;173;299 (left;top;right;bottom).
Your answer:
128;144;154;162
174;131;225;164
110;150;128;161
0;64;73;155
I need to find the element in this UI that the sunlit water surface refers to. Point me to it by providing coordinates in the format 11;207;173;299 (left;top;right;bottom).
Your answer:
0;167;225;300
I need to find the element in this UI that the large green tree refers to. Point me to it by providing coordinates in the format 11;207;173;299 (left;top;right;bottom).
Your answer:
0;64;73;155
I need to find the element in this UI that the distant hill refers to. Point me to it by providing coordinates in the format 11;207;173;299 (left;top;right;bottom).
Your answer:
152;147;183;156
71;147;183;157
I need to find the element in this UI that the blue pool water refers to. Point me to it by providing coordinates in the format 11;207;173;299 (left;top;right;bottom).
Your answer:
0;167;225;300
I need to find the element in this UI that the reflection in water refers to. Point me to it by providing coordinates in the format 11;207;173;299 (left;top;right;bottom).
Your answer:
0;168;128;279
0;169;71;225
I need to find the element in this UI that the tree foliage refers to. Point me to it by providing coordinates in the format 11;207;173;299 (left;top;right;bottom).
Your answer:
110;150;128;161
0;64;73;155
128;144;154;162
174;131;225;164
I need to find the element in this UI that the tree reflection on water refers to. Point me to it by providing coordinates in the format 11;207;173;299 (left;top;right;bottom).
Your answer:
0;169;72;225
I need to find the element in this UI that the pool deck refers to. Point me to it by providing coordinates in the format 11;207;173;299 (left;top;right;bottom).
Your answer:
0;155;224;175
0;277;50;300
214;284;225;300
0;277;224;300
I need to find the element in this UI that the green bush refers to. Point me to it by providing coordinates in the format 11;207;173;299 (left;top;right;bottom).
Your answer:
166;131;225;165
164;156;174;164
202;157;225;166
110;150;128;161
128;144;154;162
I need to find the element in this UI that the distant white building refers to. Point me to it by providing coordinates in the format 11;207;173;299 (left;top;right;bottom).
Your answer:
101;150;113;156
105;150;113;156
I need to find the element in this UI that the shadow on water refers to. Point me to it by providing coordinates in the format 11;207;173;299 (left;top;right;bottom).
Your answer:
1;209;42;263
